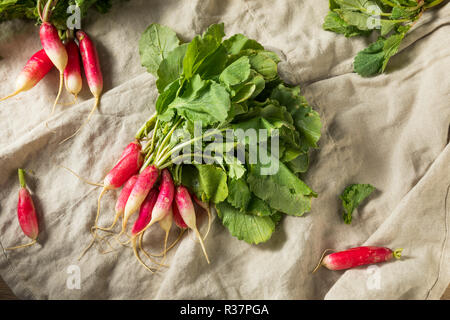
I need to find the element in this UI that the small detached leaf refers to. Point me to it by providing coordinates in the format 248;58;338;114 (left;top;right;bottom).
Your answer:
340;183;376;224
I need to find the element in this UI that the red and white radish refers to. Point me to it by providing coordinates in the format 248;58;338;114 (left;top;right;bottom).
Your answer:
39;0;68;114
63;38;82;103
313;246;403;272
6;169;39;250
173;200;187;229
0;49;53;102
121;165;159;232
61;30;103;142
174;185;210;264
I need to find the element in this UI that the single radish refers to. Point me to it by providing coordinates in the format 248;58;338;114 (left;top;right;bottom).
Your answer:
6;169;39;250
61;30;103;143
132;169;174;236
39;0;68;114
174;185;210;264
0;49;53;102
63;38;82;103
313;246;403;272
130;188;159;272
121;165;159;232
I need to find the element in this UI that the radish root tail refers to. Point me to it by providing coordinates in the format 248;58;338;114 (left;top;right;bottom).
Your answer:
311;248;335;274
149;228;185;257
59;96;100;144
138;232;168;269
78;187;107;261
0;90;22;102
50;73;64;116
5;239;37;250
58;164;104;187
132;237;155;273
194;228;210;264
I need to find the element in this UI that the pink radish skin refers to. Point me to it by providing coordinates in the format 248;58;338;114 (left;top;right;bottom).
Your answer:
40;22;67;73
63;39;82;99
118;140;142;163
131;189;158;236
319;246;403;271
40;21;68;111
130;188;159;273
104;148;144;190
6;169;38;250
122;165;159;229
61;30;103;143
175;186;210;264
151;169;175;224
115;175;139;220
76;30;103;99
0;49;53;101
173;202;187;229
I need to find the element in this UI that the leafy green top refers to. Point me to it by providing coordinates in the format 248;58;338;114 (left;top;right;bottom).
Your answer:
138;23;323;244
322;0;445;77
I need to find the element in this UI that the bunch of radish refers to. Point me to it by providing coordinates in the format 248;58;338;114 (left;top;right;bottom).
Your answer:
67;139;211;272
0;0;103;142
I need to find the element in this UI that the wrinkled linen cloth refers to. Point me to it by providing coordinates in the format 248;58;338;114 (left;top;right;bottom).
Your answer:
0;0;449;300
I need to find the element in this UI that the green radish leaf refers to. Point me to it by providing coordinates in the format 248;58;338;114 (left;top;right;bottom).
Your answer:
156;43;188;93
182;23;225;79
139;23;181;76
323;11;371;37
227;178;252;211
340;183;376;224
219;56;251;87
354;32;405;77
168;74;231;125
247;156;316;216
194;164;229;203
222;33;264;55
247;196;273;217
216;201;277;244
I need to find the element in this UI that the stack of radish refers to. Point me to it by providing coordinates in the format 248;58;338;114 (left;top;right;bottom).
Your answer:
0;0;103;142
74;140;210;272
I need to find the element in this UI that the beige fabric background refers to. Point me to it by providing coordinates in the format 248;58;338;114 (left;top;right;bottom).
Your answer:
0;0;449;299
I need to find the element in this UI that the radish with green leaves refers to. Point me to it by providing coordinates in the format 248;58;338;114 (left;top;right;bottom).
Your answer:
6;169;39;250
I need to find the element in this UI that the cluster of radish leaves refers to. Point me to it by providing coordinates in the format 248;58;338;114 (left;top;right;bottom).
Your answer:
138;23;322;244
323;0;446;77
0;0;113;30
